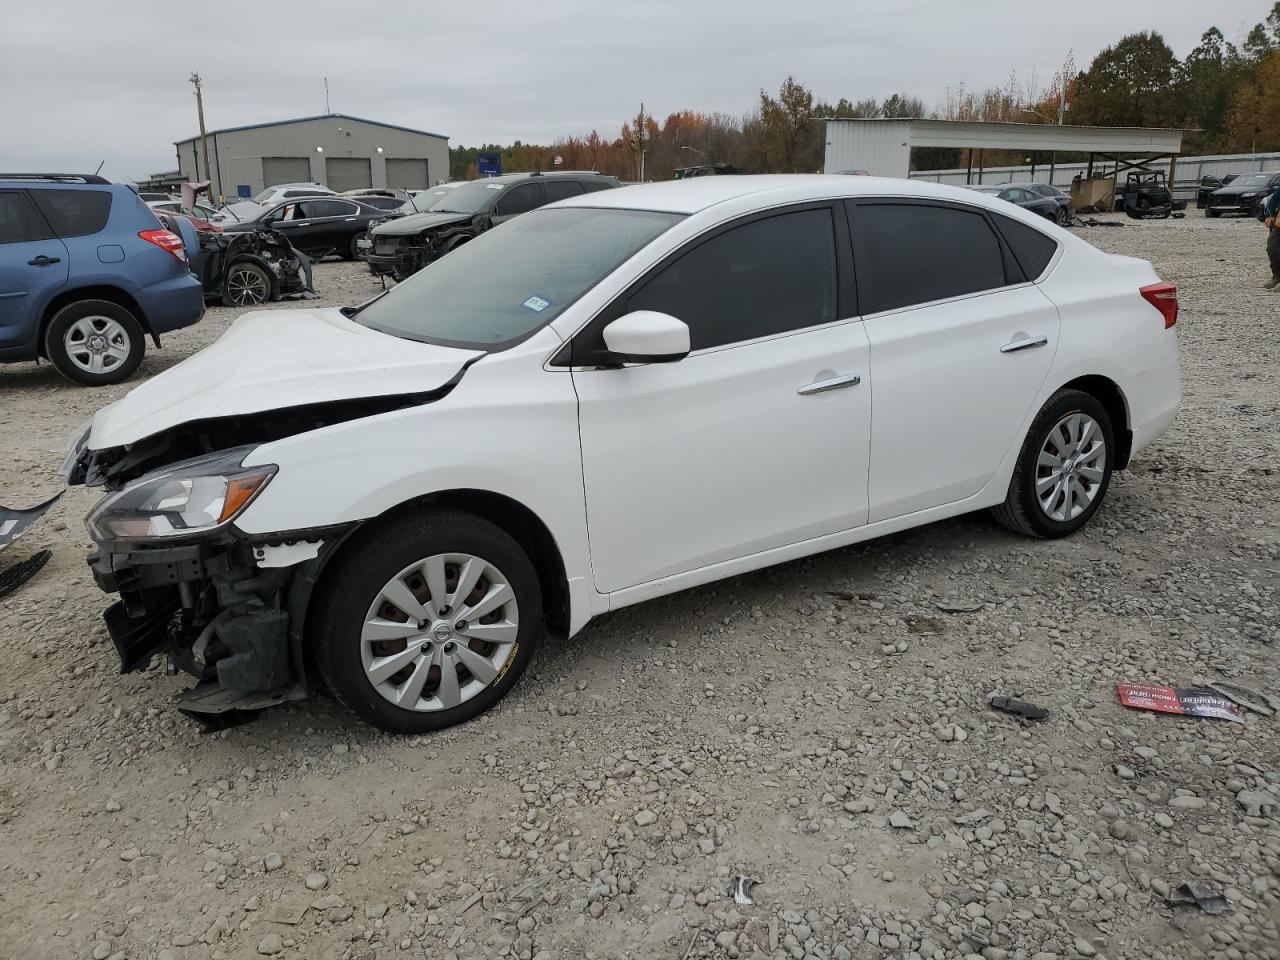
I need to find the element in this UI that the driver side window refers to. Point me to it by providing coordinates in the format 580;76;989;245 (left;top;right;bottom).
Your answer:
495;183;543;217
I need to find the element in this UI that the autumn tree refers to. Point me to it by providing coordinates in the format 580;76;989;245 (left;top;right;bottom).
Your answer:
1226;49;1280;152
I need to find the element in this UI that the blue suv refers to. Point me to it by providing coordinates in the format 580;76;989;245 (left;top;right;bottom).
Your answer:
0;174;204;385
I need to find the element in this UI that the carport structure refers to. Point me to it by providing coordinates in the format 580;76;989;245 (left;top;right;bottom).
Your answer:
824;118;1185;185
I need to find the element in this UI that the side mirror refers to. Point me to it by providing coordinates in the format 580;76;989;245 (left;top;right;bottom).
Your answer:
600;311;690;365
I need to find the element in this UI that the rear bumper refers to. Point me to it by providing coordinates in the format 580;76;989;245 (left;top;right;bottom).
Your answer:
1127;331;1181;458
137;274;205;335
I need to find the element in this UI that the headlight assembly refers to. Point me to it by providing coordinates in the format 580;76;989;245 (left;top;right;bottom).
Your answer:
86;446;276;542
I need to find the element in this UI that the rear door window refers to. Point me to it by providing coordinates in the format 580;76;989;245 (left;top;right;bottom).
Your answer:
303;199;358;218
0;191;54;243
848;202;1009;314
494;183;544;217
30;189;112;238
544;180;586;203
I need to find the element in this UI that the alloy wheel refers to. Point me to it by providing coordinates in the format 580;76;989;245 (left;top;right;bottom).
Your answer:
361;553;519;712
1035;413;1107;522
225;265;270;305
63;315;131;375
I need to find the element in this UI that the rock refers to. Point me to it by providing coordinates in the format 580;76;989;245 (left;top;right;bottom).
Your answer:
1236;790;1273;816
365;902;388;919
104;799;121;812
305;871;329;891
634;809;657;827
257;933;283;955
119;847;140;862
888;810;914;829
263;852;284;872
1169;795;1206;811
1073;937;1097;957
92;943;111;960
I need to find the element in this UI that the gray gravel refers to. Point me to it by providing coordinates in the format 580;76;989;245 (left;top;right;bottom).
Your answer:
0;218;1277;959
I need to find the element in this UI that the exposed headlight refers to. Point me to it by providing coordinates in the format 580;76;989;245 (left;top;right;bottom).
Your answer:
1242;193;1258;199
86;446;276;542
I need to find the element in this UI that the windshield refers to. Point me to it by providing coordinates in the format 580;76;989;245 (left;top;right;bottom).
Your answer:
356;207;683;349
1234;173;1271;188
408;187;458;213
969;186;1002;194
251;187;278;203
429;180;509;214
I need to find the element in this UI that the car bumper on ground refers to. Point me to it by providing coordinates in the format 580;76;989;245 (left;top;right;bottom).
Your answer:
139;273;205;335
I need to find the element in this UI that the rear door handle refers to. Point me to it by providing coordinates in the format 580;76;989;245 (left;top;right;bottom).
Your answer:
344;217;357;222
1000;335;1048;353
27;255;61;266
798;373;861;396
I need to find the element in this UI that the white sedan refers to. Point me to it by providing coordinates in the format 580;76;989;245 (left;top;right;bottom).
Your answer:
69;175;1180;732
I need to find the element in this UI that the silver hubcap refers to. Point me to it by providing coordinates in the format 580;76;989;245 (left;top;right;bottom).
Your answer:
64;316;131;374
1036;412;1107;522
226;266;269;305
361;553;519;712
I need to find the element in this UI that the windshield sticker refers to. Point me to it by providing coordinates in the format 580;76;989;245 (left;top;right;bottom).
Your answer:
485;183;505;190
523;295;551;313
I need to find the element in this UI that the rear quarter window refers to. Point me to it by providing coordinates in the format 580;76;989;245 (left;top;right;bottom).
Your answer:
992;214;1059;279
30;189;112;238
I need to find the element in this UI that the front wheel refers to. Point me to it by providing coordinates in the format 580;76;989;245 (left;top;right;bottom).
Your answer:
312;510;542;734
346;232;365;261
223;261;273;306
1055;206;1070;226
990;389;1115;538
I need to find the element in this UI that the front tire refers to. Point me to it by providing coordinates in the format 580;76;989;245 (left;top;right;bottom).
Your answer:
44;299;145;386
346;232;365;261
990;389;1115;539
223;261;274;306
312;509;542;734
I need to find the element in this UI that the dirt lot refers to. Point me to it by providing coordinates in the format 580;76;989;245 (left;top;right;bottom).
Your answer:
1;214;1277;960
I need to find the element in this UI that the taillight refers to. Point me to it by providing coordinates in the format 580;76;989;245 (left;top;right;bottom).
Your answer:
138;229;188;264
1140;282;1178;328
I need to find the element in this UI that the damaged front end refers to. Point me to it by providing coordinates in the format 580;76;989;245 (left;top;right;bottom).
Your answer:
366;231;437;280
198;228;314;307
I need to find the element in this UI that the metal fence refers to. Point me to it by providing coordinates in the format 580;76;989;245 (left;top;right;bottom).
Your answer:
909;151;1280;200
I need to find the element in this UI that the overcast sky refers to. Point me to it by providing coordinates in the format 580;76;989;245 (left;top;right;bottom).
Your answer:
0;0;1270;181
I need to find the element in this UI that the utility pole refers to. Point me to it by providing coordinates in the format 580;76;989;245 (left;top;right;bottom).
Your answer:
324;77;331;114
190;72;211;191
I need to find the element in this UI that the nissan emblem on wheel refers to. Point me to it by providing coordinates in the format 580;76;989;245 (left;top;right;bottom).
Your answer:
66;175;1181;733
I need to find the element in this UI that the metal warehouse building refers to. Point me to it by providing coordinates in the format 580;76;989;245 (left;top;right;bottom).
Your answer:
175;113;449;201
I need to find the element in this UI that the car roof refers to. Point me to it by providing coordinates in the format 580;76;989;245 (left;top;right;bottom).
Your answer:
555;174;1053;215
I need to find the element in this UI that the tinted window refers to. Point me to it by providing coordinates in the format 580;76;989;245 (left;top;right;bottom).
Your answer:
850;202;1007;314
580;179;616;193
993;214;1059;279
361;195;407;210
495;183;543;217
628;208;838;351
30;189;111;238
544;180;586;203
0;192;53;244
303;199;356;218
357;208;681;349
284;189;326;198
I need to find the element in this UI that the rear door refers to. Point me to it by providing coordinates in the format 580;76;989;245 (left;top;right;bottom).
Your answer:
303;198;363;253
849;199;1061;522
0;190;68;350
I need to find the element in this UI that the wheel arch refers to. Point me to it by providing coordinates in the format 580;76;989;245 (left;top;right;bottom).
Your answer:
1059;374;1132;468
41;285;157;352
298;489;571;642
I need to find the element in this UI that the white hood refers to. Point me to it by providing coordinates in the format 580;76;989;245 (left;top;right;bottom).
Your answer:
90;308;482;448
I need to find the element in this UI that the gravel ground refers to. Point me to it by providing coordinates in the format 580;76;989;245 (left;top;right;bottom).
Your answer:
1;216;1277;960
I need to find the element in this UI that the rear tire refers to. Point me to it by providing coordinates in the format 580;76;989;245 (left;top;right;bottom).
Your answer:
312;509;542;734
990;389;1115;539
222;260;274;306
346;232;365;260
44;299;145;386
1206;208;1219;218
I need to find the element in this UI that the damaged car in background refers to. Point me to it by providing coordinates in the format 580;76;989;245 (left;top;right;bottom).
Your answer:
66;176;1180;734
365;171;619;280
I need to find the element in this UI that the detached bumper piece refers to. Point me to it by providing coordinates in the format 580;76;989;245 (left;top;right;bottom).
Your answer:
90;539;306;731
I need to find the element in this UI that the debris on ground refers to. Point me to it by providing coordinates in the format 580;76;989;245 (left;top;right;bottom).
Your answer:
1205;680;1277;716
731;876;757;906
934;598;984;613
989;695;1049;721
0;548;51;600
0;491;61;550
1117;681;1245;723
1167;880;1232;915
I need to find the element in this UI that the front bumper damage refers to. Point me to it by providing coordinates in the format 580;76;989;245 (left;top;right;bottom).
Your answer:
89;527;350;730
366;234;439;279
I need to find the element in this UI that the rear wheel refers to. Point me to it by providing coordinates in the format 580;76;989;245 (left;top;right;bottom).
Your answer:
990;389;1114;539
44;299;145;386
1206;207;1220;218
312;509;542;734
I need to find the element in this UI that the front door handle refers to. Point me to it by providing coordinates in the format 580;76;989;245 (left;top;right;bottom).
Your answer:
798;373;861;396
1000;335;1048;353
27;255;61;266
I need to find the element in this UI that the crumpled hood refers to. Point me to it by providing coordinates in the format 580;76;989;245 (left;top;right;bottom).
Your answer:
372;211;472;237
89;308;483;449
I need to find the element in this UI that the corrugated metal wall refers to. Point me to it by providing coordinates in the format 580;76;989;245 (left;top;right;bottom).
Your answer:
176;116;448;201
824;121;912;176
908;151;1280;200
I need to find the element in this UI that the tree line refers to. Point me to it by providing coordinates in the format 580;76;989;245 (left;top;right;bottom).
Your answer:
448;3;1280;181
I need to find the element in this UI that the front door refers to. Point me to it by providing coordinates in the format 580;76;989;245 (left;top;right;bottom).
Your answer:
0;190;68;351
848;200;1060;522
571;205;872;594
490;182;544;227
